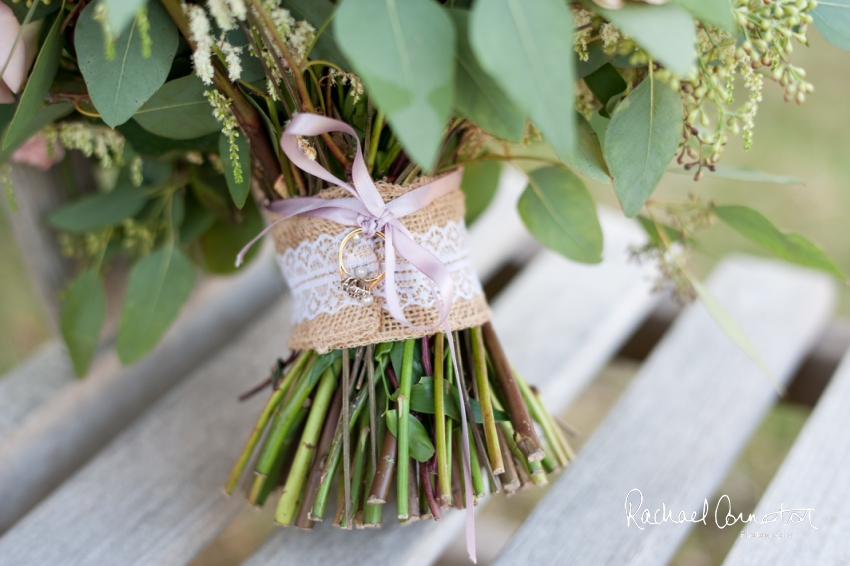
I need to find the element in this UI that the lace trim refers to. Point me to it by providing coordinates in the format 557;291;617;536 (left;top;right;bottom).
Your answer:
276;220;483;324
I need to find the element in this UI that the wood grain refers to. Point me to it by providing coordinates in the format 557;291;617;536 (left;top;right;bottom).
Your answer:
722;346;850;566
495;257;834;566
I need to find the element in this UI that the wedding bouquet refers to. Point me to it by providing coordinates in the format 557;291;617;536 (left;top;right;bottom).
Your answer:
1;0;848;560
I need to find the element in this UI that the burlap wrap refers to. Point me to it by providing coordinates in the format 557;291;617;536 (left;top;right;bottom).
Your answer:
271;175;491;353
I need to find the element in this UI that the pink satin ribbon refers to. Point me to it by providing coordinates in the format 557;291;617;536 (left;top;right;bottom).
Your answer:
236;113;477;562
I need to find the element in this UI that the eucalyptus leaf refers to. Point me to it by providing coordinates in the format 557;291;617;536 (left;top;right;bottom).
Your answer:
687;273;782;393
132;75;220;140
586;2;697;77
577;43;614;79
118;120;220;156
282;0;350;68
668;165;803;185
561;113;611;184
335;0;455;170
3;8;63;151
49;185;150;233
102;0;149;38
637;215;681;245
385;409;435;462
308;350;342;387
714;205;846;279
0;102;72;164
604;76;683;217
812;0;850;50
60;269;106;376
409;376;510;423
450;9;525;143
583;63;627;118
673;0;735;32
2;0;59;22
471;0;576;161
219;132;251;208
117;245;196;364
75;0;177;127
189;196;264;273
179;191;217;244
518;167;603;263
460;161;501;224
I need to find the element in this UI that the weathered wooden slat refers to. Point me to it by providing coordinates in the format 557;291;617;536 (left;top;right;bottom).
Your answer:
494;257;834;566
0;342;74;443
0;167;543;562
0;255;285;534
0;299;290;566
242;211;657;566
722;347;850;565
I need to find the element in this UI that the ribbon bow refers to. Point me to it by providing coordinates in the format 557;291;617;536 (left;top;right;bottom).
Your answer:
236;113;477;562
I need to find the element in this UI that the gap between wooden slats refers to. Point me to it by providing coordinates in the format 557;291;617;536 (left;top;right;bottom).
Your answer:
494;257;834;566
722;346;850;565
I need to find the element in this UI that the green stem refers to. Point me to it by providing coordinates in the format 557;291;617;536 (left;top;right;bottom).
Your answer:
471;327;504;474
468;429;485;498
362;384;387;526
433;333;450;508
225;351;313;494
311;385;370;519
254;353;321;479
396;339;415;519
515;371;569;468
499;421;547;487
341;419;370;528
275;365;339;525
367;110;384;173
250;400;310;506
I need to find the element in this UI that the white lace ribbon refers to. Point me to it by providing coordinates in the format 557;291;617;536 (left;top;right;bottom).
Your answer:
276;219;483;324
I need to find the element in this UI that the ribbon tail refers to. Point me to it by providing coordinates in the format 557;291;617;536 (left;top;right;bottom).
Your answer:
446;327;477;563
235;216;286;267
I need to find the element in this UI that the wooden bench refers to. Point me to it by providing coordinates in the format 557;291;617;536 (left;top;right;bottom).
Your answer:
0;164;845;565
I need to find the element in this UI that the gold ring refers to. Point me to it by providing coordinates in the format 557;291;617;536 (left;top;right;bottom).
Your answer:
338;228;386;290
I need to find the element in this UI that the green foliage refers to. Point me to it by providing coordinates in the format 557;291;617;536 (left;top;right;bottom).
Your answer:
75;0;177;127
101;0;150;38
518;167;603;264
812;0;850;50
282;0;349;68
118;120;220;156
132;75;221;140
460;161;501;224
604;76;684;217
668;165;802;185
587;2;697;77
1;0;59;22
220;131;251;208
561;114;610;184
687;274;780;392
470;0;576;161
714;205;846;279
335;0;455;170
0;103;73;164
49;185;150;233
60;269;106;376
189;195;263;274
672;0;736;32
117;245;196;364
409;376;510;423
385;409;435;462
450;9;524;143
2;8;64;151
583;64;627;118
